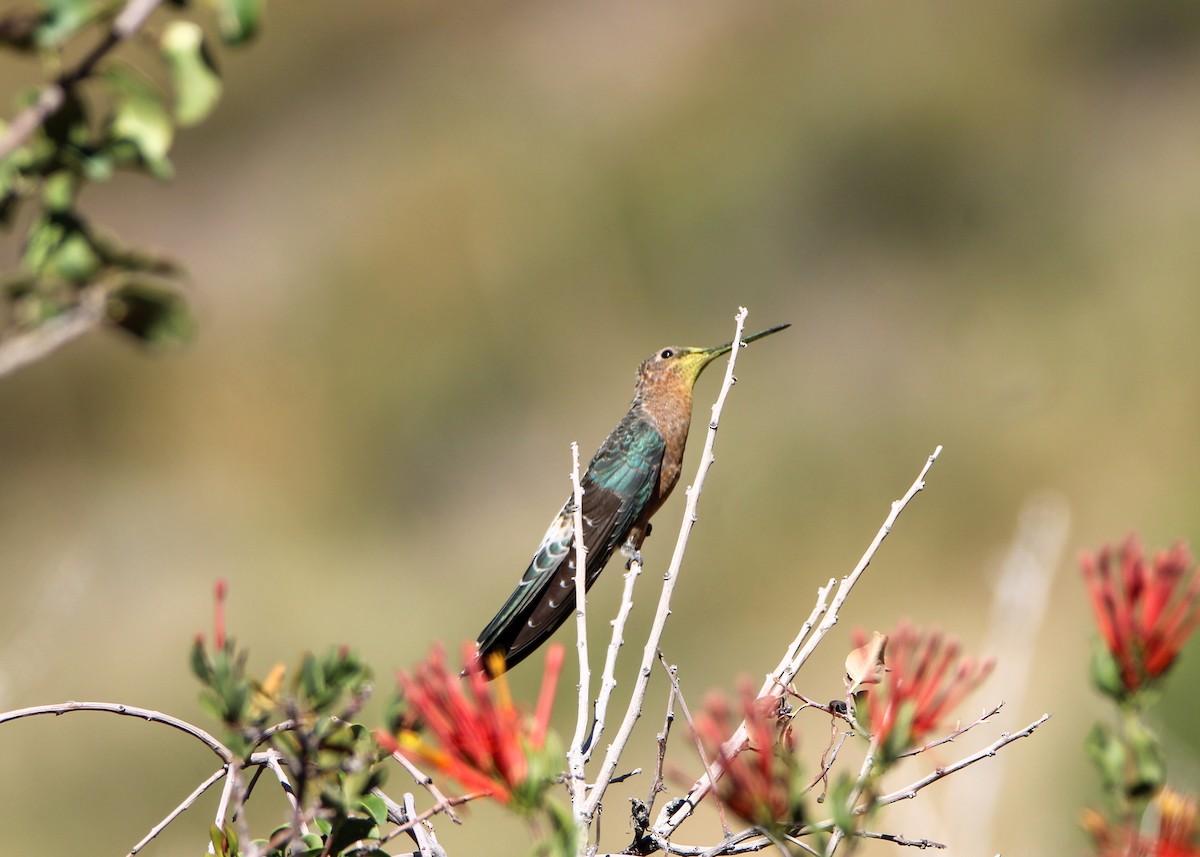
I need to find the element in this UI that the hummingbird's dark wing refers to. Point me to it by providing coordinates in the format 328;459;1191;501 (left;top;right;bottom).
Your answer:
475;414;665;675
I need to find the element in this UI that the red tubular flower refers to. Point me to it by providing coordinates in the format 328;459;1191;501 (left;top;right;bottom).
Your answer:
692;680;804;833
1081;535;1200;697
376;642;563;809
1086;789;1200;857
855;622;994;762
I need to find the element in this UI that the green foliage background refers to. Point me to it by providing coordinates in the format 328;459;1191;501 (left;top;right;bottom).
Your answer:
4;2;1200;855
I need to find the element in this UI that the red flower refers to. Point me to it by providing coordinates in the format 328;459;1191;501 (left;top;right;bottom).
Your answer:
1086;789;1200;857
692;680;804;833
376;642;563;809
854;622;993;761
1081;535;1200;697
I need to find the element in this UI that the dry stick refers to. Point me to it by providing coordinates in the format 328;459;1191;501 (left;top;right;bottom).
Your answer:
867;713;1051;810
579;307;752;828
265;751;308;836
895;703;1003;760
568;441;591;813
856;831;946;849
404;792;448;857
126;766;227;856
586;555;643;764
0;700;232;762
659;655;732;838
209;759;241;853
646;659;678;811
793;712;1053;844
659;445;943;838
380;792;486;844
823;741;878;856
386;750;463;824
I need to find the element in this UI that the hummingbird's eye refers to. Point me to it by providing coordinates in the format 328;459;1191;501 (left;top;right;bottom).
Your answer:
660;349;673;359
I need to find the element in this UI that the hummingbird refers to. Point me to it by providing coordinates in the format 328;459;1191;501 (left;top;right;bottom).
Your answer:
474;323;790;676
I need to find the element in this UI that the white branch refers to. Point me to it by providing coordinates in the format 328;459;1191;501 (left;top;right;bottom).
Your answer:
587;556;643;763
658;444;943;838
568;442;591;814
126;767;226;856
579;307;752;825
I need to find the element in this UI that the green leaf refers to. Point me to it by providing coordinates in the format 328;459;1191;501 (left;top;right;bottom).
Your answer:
1085;722;1127;794
216;0;261;44
324;816;378;856
1090;638;1128;702
160;21;223;126
105;282;194;345
35;0;95;48
828;774;856;839
103;65;174;179
358;793;388;827
22;210;100;283
43;171;77;212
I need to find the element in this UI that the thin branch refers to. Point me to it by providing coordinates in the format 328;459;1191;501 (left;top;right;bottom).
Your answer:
404;791;448;857
385;749;462;824
587;555;643;764
0;286;109;379
126;766;227;856
0;0;165;161
823;741;878;856
380;792;487;844
265;751;308;836
856;830;946;849
209;759;240;853
661;655;731;838
868;713;1051;809
646;657;678;810
0;699;232;762
659;445;943;838
895;703;1004;759
568;441;591;812
580;307;752;824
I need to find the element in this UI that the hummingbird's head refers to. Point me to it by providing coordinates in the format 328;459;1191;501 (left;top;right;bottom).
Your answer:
636;323;791;392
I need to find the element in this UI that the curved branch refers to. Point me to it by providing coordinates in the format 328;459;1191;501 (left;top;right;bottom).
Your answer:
0;700;232;763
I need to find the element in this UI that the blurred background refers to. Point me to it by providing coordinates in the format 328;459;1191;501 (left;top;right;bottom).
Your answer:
4;1;1200;854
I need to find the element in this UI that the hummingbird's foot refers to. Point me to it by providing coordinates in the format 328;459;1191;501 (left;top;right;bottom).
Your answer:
645;522;653;539
620;538;644;569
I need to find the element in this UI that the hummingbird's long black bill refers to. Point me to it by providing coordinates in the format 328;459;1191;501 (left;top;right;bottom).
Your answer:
705;322;791;357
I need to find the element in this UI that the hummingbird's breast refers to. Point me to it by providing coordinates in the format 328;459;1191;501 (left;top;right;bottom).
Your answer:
637;375;696;510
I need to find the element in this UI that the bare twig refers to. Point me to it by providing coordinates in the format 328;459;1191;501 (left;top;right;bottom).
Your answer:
659;445;943;838
895;703;1003;759
868;713;1051;810
0;700;232;762
0;287;109;379
587;555;643;764
209;759;241;853
385;749;462;824
856;830;946;849
568;441;591;813
404;792;448;857
380;792;487;844
823;741;878;856
580;307;753;825
265;751;307;836
646;658;678;811
126;766;227;856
